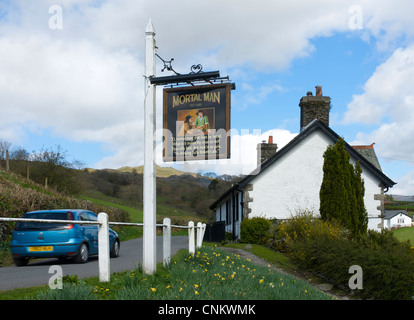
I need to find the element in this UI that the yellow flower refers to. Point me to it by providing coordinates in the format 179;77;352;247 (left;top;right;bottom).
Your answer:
194;290;199;295
194;284;199;288
259;279;264;284
151;288;156;292
179;287;183;292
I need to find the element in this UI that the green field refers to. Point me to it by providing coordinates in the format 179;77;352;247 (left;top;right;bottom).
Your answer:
80;196;143;222
392;227;414;246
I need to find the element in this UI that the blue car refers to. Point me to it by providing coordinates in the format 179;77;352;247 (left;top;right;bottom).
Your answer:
11;209;120;266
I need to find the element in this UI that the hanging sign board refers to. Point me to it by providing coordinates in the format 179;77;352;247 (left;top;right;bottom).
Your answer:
163;83;231;162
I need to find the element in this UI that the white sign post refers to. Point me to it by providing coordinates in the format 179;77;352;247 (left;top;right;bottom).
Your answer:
143;19;157;275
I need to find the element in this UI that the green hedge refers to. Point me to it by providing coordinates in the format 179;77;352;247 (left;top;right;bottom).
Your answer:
240;217;271;244
289;230;414;300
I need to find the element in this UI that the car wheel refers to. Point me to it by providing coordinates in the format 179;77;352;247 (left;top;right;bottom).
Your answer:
110;239;120;258
13;257;29;267
75;243;89;263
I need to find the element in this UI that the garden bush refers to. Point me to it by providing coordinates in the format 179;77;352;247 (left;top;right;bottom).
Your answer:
281;216;414;300
240;217;271;244
267;210;346;252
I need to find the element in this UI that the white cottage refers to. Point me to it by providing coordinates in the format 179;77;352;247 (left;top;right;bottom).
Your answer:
383;210;412;230
210;87;396;239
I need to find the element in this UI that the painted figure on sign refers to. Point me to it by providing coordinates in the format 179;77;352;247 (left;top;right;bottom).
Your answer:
195;110;209;134
183;115;195;135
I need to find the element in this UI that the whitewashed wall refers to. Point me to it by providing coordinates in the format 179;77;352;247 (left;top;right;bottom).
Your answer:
248;129;384;231
357;166;383;232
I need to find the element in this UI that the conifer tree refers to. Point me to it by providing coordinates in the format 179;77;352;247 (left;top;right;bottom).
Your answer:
353;161;368;234
319;138;367;235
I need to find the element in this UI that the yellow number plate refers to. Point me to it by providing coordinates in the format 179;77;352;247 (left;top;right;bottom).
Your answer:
29;246;53;252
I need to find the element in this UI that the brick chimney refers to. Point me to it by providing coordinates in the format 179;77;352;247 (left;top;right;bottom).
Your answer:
257;136;277;166
299;85;331;131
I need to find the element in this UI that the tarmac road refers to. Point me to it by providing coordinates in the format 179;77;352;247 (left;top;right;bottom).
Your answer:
0;236;188;291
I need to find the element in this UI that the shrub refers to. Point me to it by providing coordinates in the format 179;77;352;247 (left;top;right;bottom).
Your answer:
240;217;271;244
269;210;346;252
289;229;414;300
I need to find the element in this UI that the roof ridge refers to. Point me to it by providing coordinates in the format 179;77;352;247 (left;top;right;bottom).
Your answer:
352;143;375;150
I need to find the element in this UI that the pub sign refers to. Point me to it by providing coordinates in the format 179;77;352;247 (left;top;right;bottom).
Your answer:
162;83;231;162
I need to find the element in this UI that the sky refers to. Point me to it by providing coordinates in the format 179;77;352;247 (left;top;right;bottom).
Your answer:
1;0;414;195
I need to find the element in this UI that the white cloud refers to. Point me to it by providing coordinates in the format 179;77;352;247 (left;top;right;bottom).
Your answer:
166;128;297;176
2;0;414;174
344;45;414;162
390;169;414;195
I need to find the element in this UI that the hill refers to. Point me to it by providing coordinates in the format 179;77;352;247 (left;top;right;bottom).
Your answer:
77;165;238;225
0;157;240;241
85;165;201;178
0;169;128;242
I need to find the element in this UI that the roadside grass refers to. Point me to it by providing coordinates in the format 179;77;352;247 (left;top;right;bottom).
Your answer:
80;196;143;222
220;243;296;272
8;246;331;300
392;227;414;246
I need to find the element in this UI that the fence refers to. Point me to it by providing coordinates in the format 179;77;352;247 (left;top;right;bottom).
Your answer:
0;213;207;283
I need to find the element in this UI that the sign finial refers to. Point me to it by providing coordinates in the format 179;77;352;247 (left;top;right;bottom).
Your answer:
145;19;155;35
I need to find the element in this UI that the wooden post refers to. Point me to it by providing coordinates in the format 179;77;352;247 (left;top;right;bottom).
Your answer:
5;150;9;172
143;19;157;275
188;221;195;256
196;222;202;249
98;212;110;282
163;217;171;267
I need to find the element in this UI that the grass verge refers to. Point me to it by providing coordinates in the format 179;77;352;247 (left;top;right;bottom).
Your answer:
0;246;332;300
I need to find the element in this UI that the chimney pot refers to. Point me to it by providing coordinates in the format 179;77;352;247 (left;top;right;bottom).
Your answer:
299;85;331;131
315;85;322;96
257;138;277;166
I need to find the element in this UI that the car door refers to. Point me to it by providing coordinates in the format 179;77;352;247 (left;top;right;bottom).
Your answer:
86;212;99;254
79;212;98;255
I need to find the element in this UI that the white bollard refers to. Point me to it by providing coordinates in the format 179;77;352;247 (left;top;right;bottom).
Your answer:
196;222;202;249
201;223;207;246
188;221;195;256
98;212;110;282
163;217;171;267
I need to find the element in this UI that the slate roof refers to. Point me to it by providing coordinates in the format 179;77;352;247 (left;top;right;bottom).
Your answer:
209;119;396;210
352;143;382;171
383;210;411;220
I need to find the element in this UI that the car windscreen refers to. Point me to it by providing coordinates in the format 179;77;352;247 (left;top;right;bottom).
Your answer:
15;212;73;231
